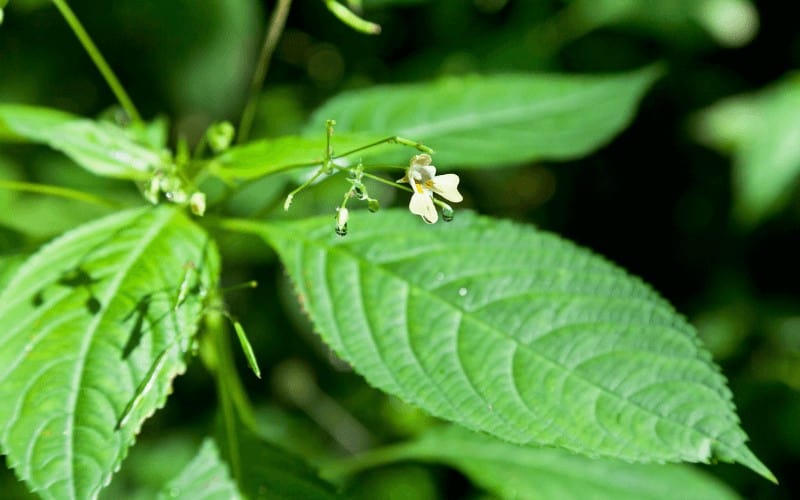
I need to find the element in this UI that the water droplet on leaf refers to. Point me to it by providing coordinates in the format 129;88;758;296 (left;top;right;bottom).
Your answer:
458;287;468;297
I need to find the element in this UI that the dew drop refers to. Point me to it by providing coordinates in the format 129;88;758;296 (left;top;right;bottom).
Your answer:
458;287;468;297
435;272;445;282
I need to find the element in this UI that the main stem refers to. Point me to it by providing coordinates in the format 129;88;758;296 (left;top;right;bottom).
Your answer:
237;0;293;143
0;179;119;208
51;0;142;123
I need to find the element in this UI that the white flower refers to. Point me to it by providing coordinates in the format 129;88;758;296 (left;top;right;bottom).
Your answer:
398;154;462;224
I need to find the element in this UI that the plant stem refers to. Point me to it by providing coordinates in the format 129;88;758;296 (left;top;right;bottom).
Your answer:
360;170;413;193
336;136;434;159
237;0;293;144
51;0;142;123
318;443;416;480
0;179;119;207
203;306;258;485
207;310;243;484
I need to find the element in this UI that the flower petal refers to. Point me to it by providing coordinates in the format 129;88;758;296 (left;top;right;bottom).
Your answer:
419;164;437;180
432;174;463;203
409;192;438;224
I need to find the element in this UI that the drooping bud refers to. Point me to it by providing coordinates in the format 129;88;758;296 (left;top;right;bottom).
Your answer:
335;207;349;236
367;198;380;213
190;192;207;216
352;183;367;200
441;203;454;222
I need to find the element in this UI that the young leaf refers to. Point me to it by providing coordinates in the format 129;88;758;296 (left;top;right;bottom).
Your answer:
0;104;164;180
157;439;242;500
236;210;773;481
232;319;261;379
0;206;220;499
327;425;740;500
304;66;662;167
694;74;800;225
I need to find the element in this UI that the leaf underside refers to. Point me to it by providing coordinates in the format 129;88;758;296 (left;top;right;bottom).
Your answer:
254;209;772;481
0;206;220;499
305;66;662;167
364;425;740;500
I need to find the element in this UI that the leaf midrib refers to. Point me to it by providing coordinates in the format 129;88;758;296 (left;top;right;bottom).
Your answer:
399;83;628;140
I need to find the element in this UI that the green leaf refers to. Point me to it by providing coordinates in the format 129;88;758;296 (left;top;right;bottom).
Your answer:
694;74;800;225
0;252;26;290
232;320;261;379
329;425;740;500
211;133;385;181
0;104;165;180
565;0;758;48
304;66;662;167
0;206;220;499
236;210;773;481
158;439;242;500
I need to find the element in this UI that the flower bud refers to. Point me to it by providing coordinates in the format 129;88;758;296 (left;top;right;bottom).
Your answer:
441;203;454;222
335;207;349;236
367;198;380;213
352;183;367;200
190;192;207;216
207;121;235;153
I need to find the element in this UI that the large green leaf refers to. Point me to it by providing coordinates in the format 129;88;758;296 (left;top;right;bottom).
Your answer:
0;206;220;499
0;104;164;180
158;439;241;500
694;74;800;225
327;425;740;500
304;66;661;168
233;210;772;481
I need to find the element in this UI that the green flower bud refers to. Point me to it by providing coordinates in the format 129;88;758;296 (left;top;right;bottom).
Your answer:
207;121;235;153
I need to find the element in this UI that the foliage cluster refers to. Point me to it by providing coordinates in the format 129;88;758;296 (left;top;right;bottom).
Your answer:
0;1;798;498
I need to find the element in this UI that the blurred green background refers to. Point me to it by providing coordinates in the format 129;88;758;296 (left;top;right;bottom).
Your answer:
1;0;798;498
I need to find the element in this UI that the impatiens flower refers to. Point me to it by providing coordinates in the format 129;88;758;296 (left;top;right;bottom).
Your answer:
398;153;462;224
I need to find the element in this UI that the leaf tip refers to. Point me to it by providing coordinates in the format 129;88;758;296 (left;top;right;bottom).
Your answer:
713;442;777;484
